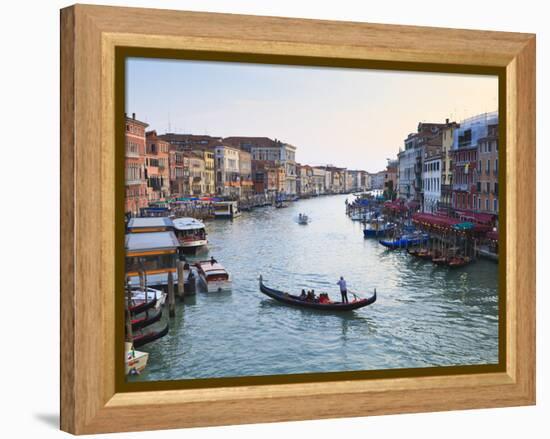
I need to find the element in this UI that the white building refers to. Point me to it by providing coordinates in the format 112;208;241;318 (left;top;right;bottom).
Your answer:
214;145;241;197
422;154;442;213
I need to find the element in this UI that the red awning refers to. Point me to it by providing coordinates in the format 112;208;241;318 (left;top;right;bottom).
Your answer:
455;210;496;225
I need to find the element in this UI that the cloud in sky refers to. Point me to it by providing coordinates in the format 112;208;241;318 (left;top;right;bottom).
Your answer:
126;58;497;172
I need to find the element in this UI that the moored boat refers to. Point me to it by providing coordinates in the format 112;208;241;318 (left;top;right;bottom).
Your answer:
378;232;429;249
196;259;232;292
258;276;376;311
172;217;208;254
363;221;395;237
132;323;169;348
131;308;163;331
213;201;241;219
130;287;166;311
447;256;471;267
406;247;433;260
125;342;149;375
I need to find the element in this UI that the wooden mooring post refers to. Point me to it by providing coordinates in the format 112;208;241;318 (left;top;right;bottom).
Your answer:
177;260;185;300
167;271;176;318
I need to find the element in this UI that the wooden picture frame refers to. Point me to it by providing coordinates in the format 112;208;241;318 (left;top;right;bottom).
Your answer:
60;4;536;434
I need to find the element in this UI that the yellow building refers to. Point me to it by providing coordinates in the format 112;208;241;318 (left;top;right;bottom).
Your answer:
190;148;215;195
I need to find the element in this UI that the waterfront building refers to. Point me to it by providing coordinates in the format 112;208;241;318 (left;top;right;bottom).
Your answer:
451;112;498;211
322;166;346;193
188;152;206;196
371;171;386;190
346;170;362;192
195;148;215;195
476;123;499;215
215;145;241;197
252;160;285;195
125;113;149;215
311;167;327;195
224;137;297;196
145;130;171;203
383;160;398;200
168;147;189;197
296;164;314;196
422;152;442;213
238;150;254;198
440;120;460;213
397;121;446;202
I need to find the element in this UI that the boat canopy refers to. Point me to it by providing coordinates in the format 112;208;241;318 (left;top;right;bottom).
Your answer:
172;217;205;231
128;217;173;231
126;231;179;253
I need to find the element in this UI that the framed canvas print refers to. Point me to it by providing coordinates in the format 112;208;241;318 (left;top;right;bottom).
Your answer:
60;4;536;434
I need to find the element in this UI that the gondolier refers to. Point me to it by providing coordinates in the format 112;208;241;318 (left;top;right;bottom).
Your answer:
337;276;349;304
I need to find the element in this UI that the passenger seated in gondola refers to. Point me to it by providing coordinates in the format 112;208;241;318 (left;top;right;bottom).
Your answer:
299;289;307;300
319;293;330;304
306;290;315;302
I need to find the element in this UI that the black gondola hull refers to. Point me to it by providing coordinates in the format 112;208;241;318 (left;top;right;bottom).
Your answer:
132;323;169;348
129;297;157;315
131;309;162;331
259;277;376;311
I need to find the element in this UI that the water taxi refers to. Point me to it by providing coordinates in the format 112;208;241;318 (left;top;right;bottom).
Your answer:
172;217;208;254
213;201;241;219
196;259;232;292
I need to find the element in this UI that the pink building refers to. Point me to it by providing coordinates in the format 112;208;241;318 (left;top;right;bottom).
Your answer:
125;113;148;215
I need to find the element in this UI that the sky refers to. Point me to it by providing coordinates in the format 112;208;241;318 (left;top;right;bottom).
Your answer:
126;58;498;173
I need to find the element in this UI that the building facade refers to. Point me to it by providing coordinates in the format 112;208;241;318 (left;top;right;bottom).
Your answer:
125;114;149;214
422;153;442;213
476;123;499;215
145;130;171;203
215;145;241;197
238;150;254;198
451;112;498;212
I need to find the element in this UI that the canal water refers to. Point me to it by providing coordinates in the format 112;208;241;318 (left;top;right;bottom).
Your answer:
130;194;499;382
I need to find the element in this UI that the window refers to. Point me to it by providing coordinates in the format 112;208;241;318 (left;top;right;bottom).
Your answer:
486;199;490;211
494;199;498;212
478;197;481;210
486;159;490;173
486;182;490;193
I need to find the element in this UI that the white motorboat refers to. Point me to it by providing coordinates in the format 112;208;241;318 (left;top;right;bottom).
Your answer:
125;342;149;375
196;259;232;293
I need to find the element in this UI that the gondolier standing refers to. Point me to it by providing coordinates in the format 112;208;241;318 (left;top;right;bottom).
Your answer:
337;276;349;304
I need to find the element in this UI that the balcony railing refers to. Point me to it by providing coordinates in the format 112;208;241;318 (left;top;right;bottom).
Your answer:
125;179;143;186
125;150;140;158
453;183;468;191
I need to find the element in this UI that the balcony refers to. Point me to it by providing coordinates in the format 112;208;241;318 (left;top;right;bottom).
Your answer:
126;150;140;158
453;183;468;191
126;179;143;186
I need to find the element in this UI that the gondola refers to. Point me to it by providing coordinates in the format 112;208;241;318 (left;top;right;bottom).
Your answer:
448;256;471;268
379;233;429;249
259;276;376;311
128;296;157;315
131;309;162;331
132;323;169;348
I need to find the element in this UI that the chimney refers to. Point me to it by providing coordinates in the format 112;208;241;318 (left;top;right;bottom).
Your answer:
446;118;449;124
132;113;136;120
